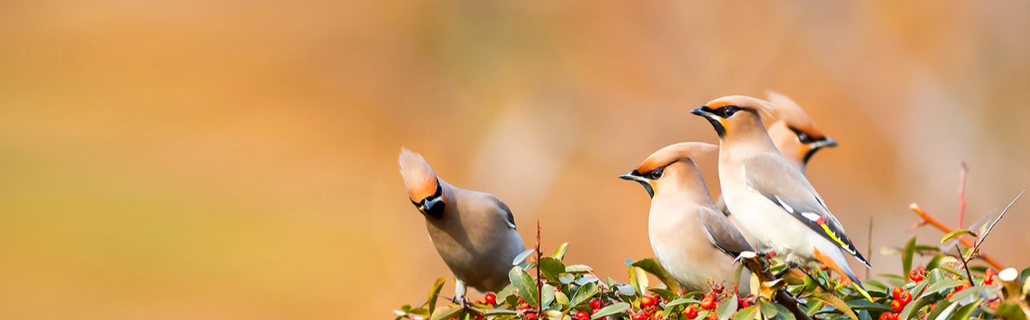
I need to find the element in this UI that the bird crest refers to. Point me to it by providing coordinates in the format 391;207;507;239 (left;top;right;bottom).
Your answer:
636;142;718;174
398;147;440;201
766;91;825;139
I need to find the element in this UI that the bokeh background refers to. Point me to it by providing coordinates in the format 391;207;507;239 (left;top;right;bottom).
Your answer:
2;1;1029;319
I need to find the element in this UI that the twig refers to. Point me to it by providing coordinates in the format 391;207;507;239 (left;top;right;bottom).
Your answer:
958;162;968;229
536;221;542;317
965;190;1025;262
908;204;1003;269
955;247;975;287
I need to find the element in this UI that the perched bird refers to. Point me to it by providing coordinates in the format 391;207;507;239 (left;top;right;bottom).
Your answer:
764;91;838;174
717;92;839;247
717;91;838;213
398;148;525;305
620;142;752;292
690;95;870;297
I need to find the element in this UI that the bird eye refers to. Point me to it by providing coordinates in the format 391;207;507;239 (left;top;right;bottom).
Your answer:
718;106;740;118
797;132;810;143
647;167;665;180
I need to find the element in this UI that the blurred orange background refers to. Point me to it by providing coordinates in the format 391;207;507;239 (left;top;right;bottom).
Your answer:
2;1;1030;319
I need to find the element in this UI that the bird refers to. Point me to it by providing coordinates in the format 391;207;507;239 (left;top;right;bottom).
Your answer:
619;142;753;292
398;147;525;306
716;92;839;249
689;95;870;298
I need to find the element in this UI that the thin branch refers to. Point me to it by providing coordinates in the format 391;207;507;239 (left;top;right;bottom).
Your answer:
965;190;1025;262
908;204;1003;269
536;221;542;317
958;162;968;230
955;247;975;287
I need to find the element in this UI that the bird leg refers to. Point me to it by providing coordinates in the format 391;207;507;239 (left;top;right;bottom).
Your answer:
454;280;469;309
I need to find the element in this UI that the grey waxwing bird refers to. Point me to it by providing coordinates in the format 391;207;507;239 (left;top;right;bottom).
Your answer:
690;95;870;299
620;142;752;292
398;148;525;305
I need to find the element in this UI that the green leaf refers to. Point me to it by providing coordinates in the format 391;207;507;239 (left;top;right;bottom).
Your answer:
717;294;738;320
570;282;598;308
590;302;629;319
733;306;759;320
758;300;779;318
947;285;994;303
810;292;858;320
805;300;824;316
845;300;890;312
554;291;569;308
508;266;539;307
774;303;796;320
512;249;536;266
996;302;1029;320
565;265;593;273
903;236;917;278
941;230;973;244
539;257;565;282
541;284;556;309
926;254;944;272
628;266;648;296
914;245;942;253
558;274;575;284
925;301;957;320
948;298;981;320
632;258;682;292
429;306;463;320
427;277;446;315
919;279;964;299
862;279;887;291
899;295;933;320
552;242;570;261
666;297;700;308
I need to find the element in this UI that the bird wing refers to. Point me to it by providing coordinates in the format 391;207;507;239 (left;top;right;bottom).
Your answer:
491;196;518;230
696;206;753;257
744;154;869;267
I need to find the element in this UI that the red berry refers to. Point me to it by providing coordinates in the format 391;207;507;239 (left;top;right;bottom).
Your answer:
890;313;900;320
683;306;699;319
519;303;530;310
989;299;1001;310
448;318;456;320
890;300;903;313
706;313;719;320
700;294;716;310
712;283;725;294
632;313;647;320
899;291;912;304
766;251;776;259
590;297;602;309
640;296;655;307
891;287;903;300
484;292;497;305
878;312;891;320
909;269;924;282
954;284;969;292
984;272;995;285
576;311;589;319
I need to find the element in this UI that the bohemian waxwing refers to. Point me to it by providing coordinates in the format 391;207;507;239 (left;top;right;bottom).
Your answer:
398;148;525;305
690;95;870;298
716;92;839;251
620;142;752;292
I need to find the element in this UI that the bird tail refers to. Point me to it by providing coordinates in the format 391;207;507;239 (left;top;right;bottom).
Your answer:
813;247;873;301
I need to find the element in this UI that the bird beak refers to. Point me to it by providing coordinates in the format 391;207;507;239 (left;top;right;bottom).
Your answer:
619;170;654;198
810;137;838;149
690;106;719;120
418;196;444;215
